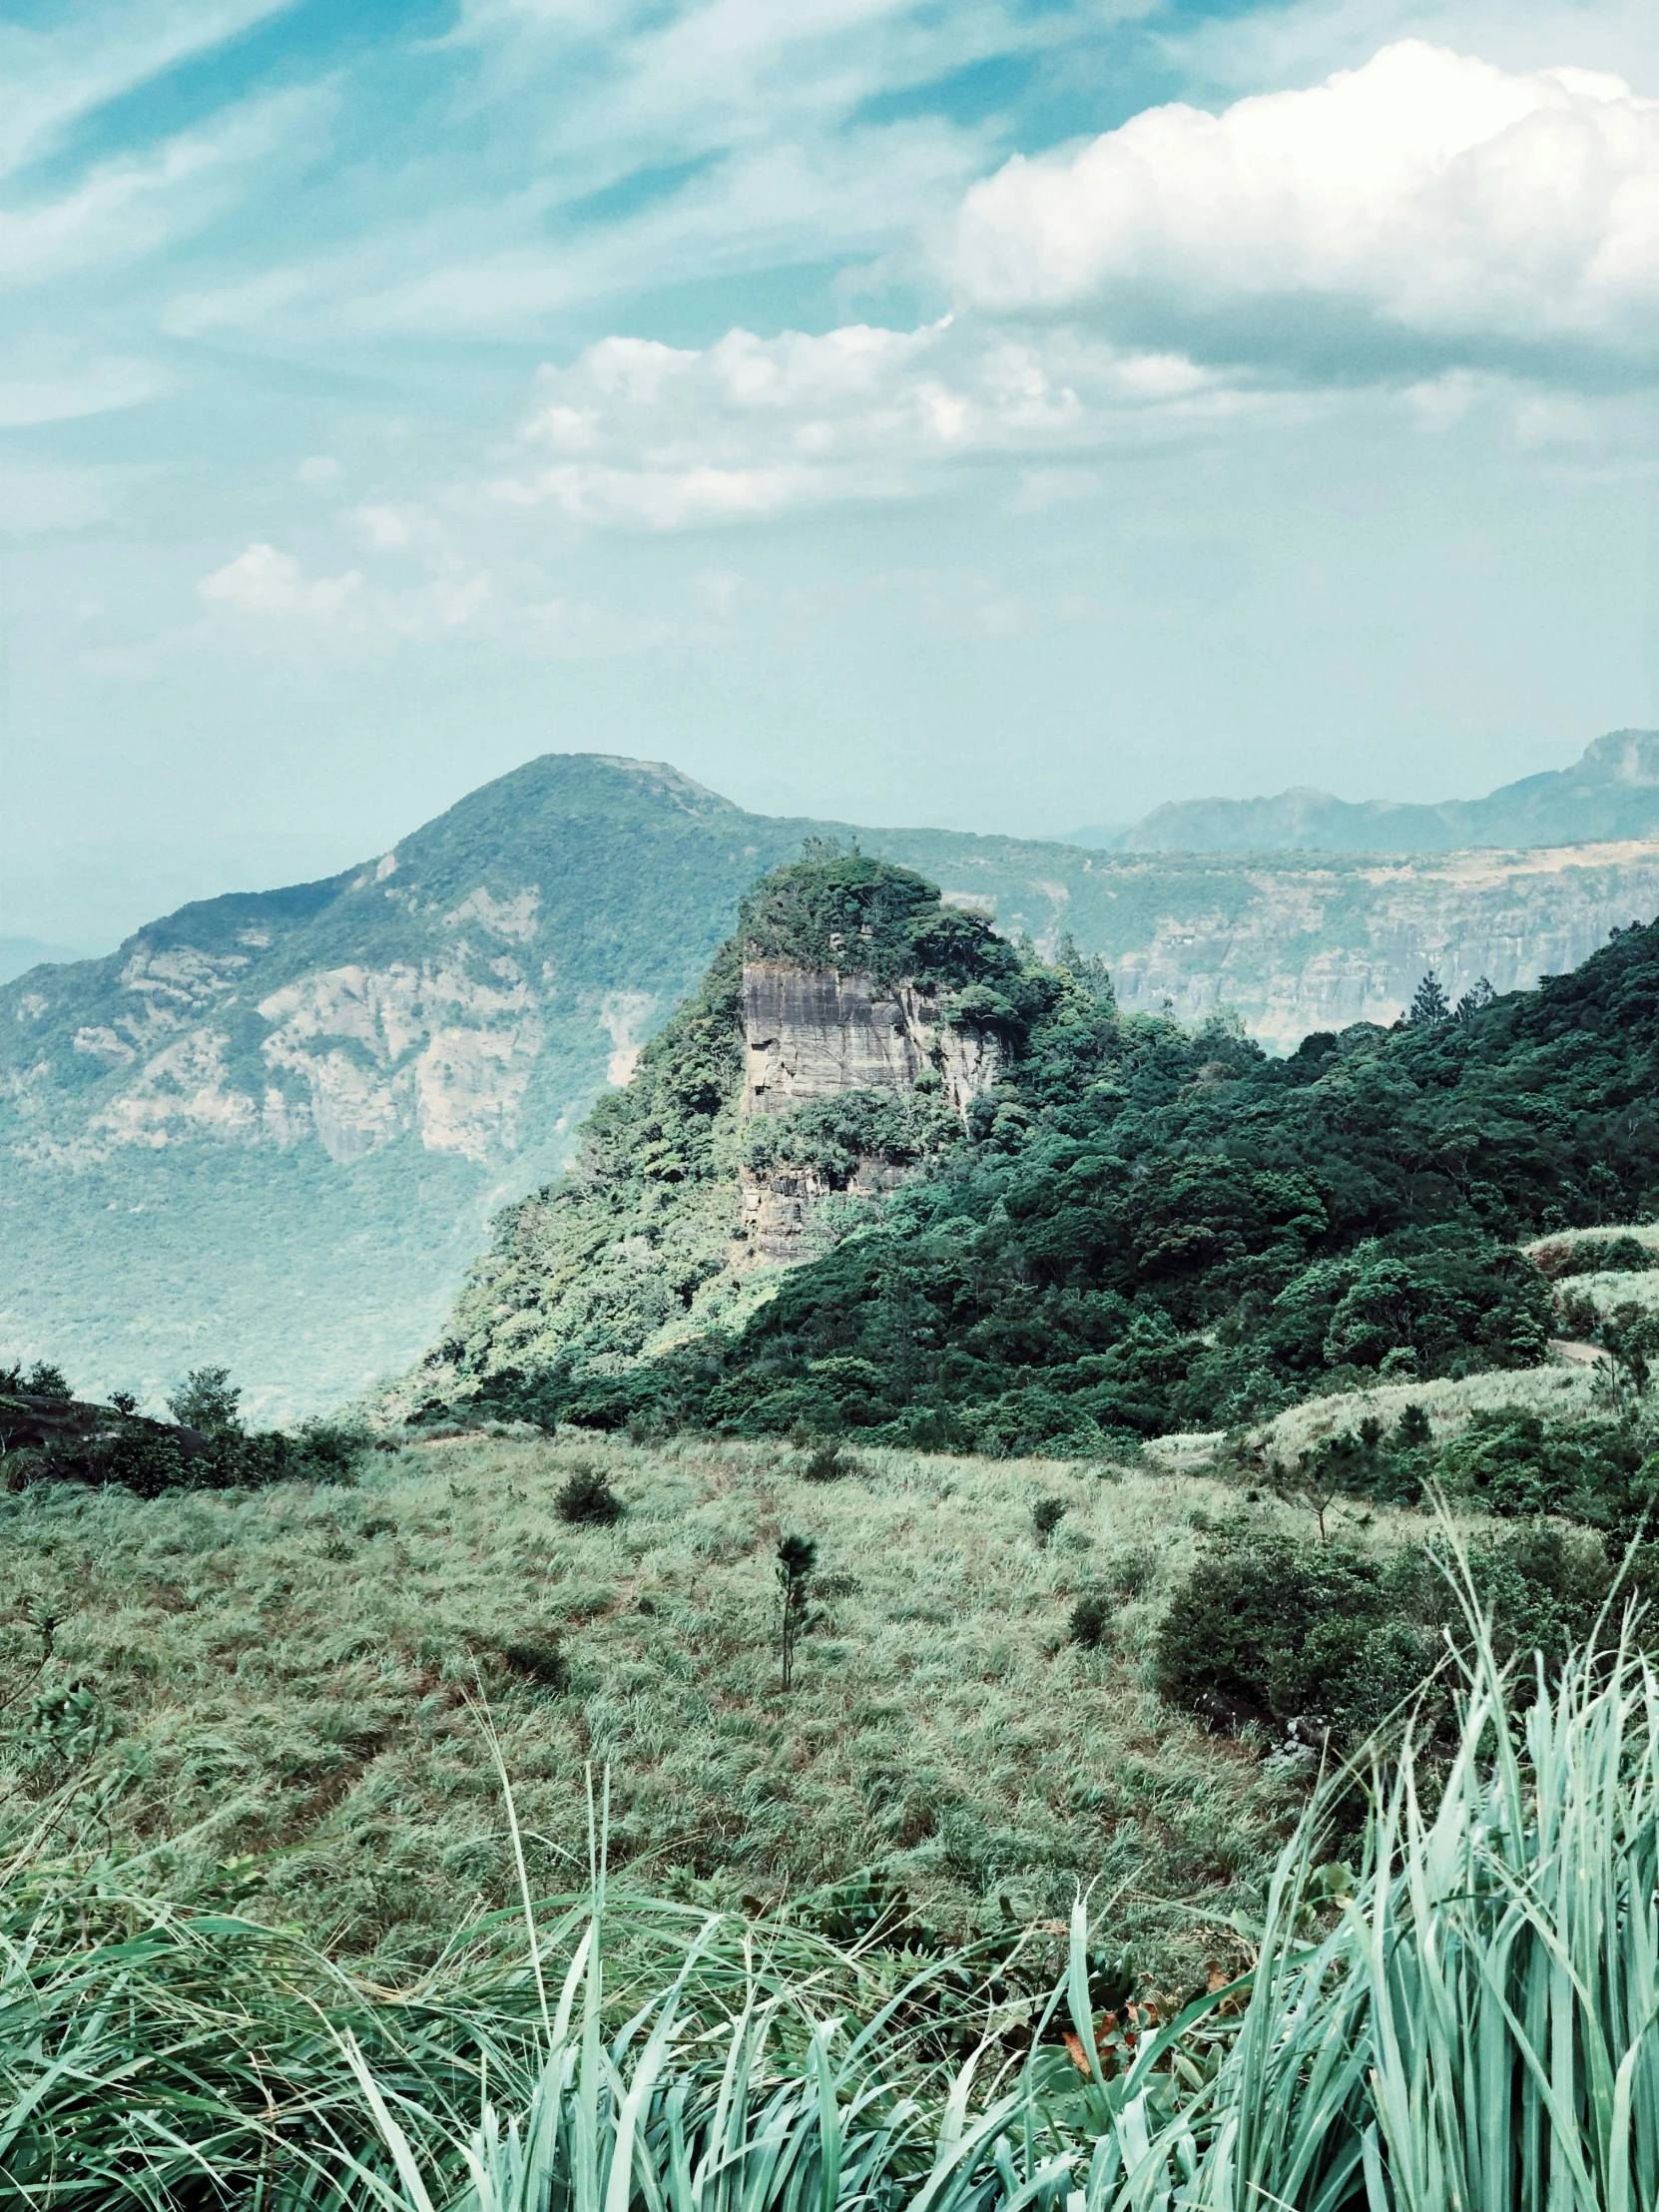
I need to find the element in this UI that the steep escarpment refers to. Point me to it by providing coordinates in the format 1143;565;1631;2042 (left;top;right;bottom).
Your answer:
410;853;1020;1407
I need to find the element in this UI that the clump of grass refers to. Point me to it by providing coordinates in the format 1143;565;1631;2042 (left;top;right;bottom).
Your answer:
495;1637;570;1691
1069;1591;1110;1649
556;1462;623;1524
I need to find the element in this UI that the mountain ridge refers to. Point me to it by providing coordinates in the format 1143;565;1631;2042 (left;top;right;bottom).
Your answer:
1069;729;1659;853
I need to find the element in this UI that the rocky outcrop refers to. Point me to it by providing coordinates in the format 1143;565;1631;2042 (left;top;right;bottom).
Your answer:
741;963;999;1120
737;1157;908;1265
734;962;1000;1265
1100;841;1659;1051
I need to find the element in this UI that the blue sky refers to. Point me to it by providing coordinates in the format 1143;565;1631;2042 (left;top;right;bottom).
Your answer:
4;0;1656;946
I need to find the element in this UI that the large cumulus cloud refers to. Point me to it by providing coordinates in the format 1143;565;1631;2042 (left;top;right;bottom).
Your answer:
951;42;1659;375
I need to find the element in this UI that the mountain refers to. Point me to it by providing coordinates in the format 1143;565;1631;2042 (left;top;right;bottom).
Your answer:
5;751;1657;1417
0;937;89;986
1075;729;1659;852
427;868;1659;1457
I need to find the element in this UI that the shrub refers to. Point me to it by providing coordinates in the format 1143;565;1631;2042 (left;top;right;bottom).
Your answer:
495;1639;570;1692
166;1365;242;1435
0;1361;72;1399
556;1464;623;1524
802;1438;854;1482
1552;1234;1658;1278
1069;1592;1111;1649
1031;1497;1067;1545
1154;1531;1422;1744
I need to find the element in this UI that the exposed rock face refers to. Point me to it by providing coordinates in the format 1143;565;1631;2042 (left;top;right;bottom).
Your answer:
1099;842;1659;1051
735;962;1000;1265
738;1157;908;1265
741;963;999;1120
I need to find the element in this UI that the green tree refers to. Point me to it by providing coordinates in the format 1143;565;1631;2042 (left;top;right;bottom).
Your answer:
1407;970;1451;1026
167;1365;242;1435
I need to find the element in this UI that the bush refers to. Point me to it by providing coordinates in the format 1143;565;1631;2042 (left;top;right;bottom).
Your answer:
1069;1592;1111;1649
495;1639;570;1692
802;1438;856;1482
1032;1497;1067;1544
1550;1235;1657;1279
556;1464;623;1525
166;1365;242;1435
1154;1532;1423;1744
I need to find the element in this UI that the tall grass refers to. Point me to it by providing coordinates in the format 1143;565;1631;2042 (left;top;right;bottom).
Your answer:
4;1586;1658;2207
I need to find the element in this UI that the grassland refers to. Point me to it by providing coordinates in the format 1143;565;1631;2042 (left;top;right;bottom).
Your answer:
0;1428;1489;1988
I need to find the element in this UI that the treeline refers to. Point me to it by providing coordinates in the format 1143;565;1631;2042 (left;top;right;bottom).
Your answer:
0;1360;362;1494
432;854;1659;1457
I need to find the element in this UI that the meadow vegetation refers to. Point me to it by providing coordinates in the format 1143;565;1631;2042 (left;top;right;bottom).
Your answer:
2;1559;1656;2209
0;1428;1318;1982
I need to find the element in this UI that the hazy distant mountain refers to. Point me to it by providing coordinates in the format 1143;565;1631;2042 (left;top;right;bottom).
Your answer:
0;937;90;986
1070;730;1659;852
4;750;1656;1416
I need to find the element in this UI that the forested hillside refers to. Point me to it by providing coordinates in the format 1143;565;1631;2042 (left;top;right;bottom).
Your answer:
426;857;1659;1456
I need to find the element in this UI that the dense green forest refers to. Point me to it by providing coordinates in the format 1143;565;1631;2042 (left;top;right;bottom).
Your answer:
423;854;1659;1459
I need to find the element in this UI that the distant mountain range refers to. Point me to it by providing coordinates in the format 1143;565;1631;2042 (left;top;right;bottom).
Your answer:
1069;729;1659;852
0;937;90;987
4;748;1657;1417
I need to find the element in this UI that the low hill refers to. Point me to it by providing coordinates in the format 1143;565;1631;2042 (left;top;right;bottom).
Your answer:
1080;728;1659;852
427;861;1659;1455
5;751;1657;1416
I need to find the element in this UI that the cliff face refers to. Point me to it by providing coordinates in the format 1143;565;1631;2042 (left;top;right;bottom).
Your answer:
740;963;999;1119
735;962;1000;1265
1098;842;1659;1050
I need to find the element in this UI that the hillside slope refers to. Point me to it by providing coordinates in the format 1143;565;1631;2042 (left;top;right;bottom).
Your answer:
432;879;1659;1454
5;752;1657;1415
1097;728;1659;853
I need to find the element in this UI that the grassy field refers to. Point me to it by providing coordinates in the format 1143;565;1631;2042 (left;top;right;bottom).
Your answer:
0;1428;1468;1988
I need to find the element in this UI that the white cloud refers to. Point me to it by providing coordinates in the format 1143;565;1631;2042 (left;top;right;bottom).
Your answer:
349;503;446;553
1;85;335;290
195;542;498;637
1511;390;1596;444
197;544;363;621
495;317;1223;528
0;0;292;178
951;41;1659;365
0;356;169;427
297;455;342;485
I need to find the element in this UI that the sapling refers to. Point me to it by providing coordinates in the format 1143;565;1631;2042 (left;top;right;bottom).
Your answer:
777;1533;817;1690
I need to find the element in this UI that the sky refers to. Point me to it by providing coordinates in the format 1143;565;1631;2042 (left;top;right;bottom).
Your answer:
3;0;1657;950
